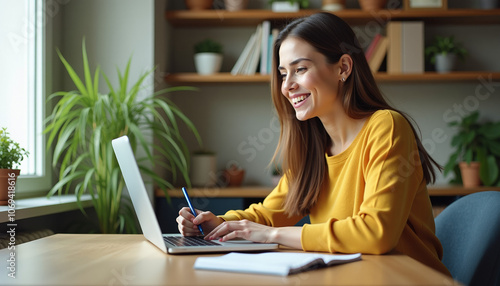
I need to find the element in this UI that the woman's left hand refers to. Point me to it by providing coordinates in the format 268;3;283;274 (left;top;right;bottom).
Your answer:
205;219;278;244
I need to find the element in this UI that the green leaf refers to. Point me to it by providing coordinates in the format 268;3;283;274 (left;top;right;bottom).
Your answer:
480;155;499;186
443;152;459;176
56;49;88;97
479;122;500;139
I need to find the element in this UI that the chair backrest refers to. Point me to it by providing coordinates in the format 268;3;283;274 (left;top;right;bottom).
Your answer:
435;191;500;286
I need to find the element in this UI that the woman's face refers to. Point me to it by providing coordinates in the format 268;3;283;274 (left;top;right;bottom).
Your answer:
278;37;342;121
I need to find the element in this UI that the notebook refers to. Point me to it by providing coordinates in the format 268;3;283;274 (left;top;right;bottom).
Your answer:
194;252;362;276
111;135;279;254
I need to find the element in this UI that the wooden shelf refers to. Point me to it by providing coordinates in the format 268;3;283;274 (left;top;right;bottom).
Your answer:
164;72;500;84
428;185;500;196
156;185;500;198
165;72;270;84
375;72;500;82
156;186;272;198
166;9;500;27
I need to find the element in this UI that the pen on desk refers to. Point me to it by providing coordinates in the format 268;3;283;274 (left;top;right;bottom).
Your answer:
181;187;204;236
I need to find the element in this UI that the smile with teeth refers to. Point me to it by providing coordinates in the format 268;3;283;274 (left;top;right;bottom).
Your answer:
292;94;310;105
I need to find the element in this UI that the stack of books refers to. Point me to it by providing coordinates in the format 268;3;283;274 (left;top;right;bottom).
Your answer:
365;21;425;74
231;21;279;75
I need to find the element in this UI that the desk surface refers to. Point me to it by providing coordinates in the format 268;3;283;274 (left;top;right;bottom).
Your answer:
0;234;457;285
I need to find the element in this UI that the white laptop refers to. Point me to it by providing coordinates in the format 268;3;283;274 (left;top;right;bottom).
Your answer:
111;135;278;254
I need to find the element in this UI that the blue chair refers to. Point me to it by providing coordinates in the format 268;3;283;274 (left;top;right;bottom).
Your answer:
435;191;500;286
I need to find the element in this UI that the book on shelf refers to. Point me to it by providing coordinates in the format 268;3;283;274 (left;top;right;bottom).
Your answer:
259;20;271;75
387;21;424;74
368;35;388;73
232;22;277;76
194;252;362;276
231;31;257;75
244;24;262;75
365;33;383;62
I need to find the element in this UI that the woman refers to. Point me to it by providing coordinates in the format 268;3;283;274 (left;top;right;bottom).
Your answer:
177;12;450;276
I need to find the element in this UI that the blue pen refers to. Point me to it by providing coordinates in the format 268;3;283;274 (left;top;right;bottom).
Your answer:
181;187;204;236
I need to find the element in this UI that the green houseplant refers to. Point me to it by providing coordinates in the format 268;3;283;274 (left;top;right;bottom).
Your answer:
268;0;310;11
194;39;223;75
0;127;29;205
45;40;201;233
425;35;467;73
443;111;500;187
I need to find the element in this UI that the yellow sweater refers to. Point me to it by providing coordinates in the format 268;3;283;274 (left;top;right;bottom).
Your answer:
221;110;450;276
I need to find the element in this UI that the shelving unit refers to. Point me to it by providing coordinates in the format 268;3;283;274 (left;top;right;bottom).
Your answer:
165;9;500;84
163;8;500;199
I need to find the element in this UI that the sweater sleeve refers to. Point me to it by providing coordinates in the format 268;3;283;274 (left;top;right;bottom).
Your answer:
301;112;424;254
220;176;304;227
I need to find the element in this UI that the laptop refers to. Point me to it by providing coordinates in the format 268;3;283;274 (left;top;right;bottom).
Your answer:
111;135;279;254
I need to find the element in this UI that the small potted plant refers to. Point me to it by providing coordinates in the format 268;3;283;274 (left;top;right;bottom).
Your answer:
268;0;309;12
222;163;245;187
443;111;500;187
425;35;468;73
224;0;249;11
358;0;387;11
194;38;223;75
0;127;29;205
190;149;217;187
185;0;213;10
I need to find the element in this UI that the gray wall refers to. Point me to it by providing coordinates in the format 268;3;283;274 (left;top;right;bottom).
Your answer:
60;0;155;94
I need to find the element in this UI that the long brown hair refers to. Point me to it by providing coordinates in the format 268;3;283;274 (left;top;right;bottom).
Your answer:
271;12;442;217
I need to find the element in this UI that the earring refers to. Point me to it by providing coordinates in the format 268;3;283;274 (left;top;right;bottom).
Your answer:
342;77;345;82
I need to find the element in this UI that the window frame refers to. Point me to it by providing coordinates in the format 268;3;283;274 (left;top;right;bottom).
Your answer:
15;0;53;198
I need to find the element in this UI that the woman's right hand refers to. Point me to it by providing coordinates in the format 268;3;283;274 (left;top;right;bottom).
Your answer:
176;207;224;236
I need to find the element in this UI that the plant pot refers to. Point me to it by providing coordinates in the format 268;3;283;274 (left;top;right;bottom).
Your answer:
223;168;245;187
322;0;346;11
0;169;20;206
479;0;498;9
224;0;248;11
194;53;223;75
191;153;217;187
185;0;213;10
358;0;387;11
459;161;481;188
434;53;457;74
271;1;300;12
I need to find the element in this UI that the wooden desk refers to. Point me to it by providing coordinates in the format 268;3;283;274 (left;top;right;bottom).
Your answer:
0;234;458;285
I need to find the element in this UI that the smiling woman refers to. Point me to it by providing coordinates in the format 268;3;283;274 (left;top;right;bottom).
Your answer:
176;12;451;277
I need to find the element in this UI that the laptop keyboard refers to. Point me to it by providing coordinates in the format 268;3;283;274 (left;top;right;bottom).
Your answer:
163;236;221;247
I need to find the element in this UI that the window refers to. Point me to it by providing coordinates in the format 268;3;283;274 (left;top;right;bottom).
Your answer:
0;0;50;196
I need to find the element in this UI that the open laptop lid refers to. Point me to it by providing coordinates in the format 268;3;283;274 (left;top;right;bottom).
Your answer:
112;135;168;252
111;136;278;254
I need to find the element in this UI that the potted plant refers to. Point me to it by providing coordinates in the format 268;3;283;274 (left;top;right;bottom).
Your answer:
358;0;387;11
268;0;309;12
190;150;217;187
222;163;245;187
0;127;29;205
322;0;346;11
425;35;468;73
194;39;223;75
185;0;213;10
44;40;201;233
224;0;249;11
443;111;500;187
